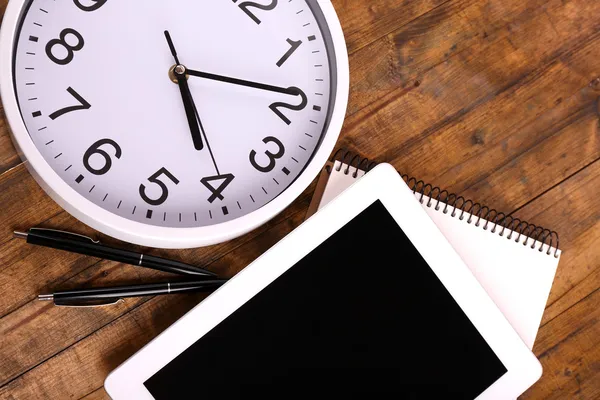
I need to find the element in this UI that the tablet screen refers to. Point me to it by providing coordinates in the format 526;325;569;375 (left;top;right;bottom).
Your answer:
144;201;507;399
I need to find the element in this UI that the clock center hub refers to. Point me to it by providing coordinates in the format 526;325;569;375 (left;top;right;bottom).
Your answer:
168;64;189;84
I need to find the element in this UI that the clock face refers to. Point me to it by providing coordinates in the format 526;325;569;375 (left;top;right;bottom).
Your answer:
11;0;338;228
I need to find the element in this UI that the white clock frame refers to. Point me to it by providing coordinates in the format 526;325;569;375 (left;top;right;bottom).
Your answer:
0;0;349;249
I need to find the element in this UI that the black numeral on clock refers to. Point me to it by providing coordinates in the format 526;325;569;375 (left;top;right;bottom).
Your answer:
201;173;235;203
49;87;91;120
270;87;307;125
45;28;84;65
139;167;179;206
276;38;302;67
73;0;108;12
250;136;285;173
233;0;277;25
83;138;121;175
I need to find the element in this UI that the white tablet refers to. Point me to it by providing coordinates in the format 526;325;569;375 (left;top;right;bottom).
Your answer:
105;163;542;399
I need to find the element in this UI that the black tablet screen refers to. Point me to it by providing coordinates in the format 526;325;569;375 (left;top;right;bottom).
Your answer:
144;201;507;399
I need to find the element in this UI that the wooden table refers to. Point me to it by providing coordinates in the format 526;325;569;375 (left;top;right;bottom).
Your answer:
1;0;599;398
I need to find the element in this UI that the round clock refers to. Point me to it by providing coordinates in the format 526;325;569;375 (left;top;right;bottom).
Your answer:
0;0;348;248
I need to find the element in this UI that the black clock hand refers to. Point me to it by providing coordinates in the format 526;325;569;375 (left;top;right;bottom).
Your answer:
164;31;203;151
176;71;204;151
184;68;302;97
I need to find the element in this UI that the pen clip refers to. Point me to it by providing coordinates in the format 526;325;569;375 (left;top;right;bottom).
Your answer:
54;297;124;308
30;228;100;244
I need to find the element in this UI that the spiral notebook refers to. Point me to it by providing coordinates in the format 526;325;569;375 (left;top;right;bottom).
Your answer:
306;150;561;349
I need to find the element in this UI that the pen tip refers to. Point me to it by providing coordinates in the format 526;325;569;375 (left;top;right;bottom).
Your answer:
13;231;28;240
38;294;53;301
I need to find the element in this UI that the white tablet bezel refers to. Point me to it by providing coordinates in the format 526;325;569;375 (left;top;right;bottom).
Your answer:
105;163;542;399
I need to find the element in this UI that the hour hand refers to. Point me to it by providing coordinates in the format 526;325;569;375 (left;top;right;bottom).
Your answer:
164;30;203;151
174;66;203;151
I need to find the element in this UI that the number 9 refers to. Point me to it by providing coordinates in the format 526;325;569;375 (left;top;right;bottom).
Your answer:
73;0;108;12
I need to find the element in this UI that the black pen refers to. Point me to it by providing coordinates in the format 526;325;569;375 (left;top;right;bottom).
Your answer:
14;228;217;278
38;279;228;307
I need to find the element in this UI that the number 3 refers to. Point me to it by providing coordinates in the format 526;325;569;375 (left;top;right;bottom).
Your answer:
249;137;285;173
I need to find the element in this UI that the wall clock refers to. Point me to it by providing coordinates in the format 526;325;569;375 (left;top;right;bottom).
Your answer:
0;0;348;248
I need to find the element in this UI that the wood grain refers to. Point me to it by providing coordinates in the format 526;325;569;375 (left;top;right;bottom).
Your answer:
1;0;599;398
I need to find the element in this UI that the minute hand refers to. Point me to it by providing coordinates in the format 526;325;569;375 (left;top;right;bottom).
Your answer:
184;69;300;96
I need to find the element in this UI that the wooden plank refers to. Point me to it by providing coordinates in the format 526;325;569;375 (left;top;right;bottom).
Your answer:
0;293;205;399
332;0;448;54
1;260;149;386
521;289;600;399
0;210;308;399
341;0;600;160
389;35;600;200
542;267;600;326
460;105;600;210
0;166;62;248
347;0;554;114
0;113;19;176
79;387;108;400
0;211;106;317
